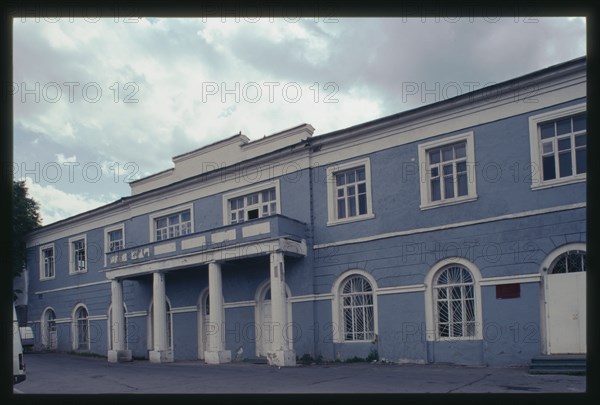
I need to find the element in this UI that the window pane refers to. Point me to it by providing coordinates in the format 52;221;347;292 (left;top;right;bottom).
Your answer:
456;161;466;173
540;122;555;139
573;114;586;132
357;183;366;194
431;178;441;201
457;173;468;196
337;199;346;219
556;118;571;135
337;188;344;197
557;137;571;151
181;211;190;222
575;134;586;147
336;173;345;186
168;215;179;225
348;196;357;217
542;155;556;181
558;152;573;178
347;185;355;196
454;142;466;159
356;168;366;181
576;149;586;174
431;167;439;177
542;141;554;154
429;150;440;164
442;146;453;161
347;171;356;183
444;176;454;199
358;194;367;215
442;164;453;176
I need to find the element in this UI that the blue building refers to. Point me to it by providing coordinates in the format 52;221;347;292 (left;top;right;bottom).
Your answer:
24;57;586;367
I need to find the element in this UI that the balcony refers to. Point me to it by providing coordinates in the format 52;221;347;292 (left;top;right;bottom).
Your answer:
104;215;307;272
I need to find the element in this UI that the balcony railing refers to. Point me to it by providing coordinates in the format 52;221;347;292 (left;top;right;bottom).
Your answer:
105;215;307;269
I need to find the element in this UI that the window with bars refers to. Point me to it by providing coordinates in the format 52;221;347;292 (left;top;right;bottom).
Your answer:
340;276;375;341
108;228;124;252
72;239;86;273
75;306;89;350
549;250;586;274
155;209;192;241
42;247;54;279
229;187;277;224
538;113;586;182
434;266;476;339
335;166;368;220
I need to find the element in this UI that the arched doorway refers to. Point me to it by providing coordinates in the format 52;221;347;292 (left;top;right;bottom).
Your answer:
255;280;292;357
148;298;173;352
541;244;586;354
41;307;57;350
197;288;210;359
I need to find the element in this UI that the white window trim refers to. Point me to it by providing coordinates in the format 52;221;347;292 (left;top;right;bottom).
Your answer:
326;157;375;226
331;269;378;343
424;257;483;342
39;243;55;280
221;180;281;225
68;235;87;275
71;303;90;351
104;224;125;267
41;306;57;349
148;203;194;243
528;103;587;190
418;132;477;210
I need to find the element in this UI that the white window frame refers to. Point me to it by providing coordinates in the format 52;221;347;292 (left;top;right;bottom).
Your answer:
528;103;587;190
331;270;378;343
149;203;194;243
39;243;55;280
424;257;483;342
71;303;90;351
104;224;125;267
326;158;375;226
418;132;477;210
221;180;281;225
68;235;87;275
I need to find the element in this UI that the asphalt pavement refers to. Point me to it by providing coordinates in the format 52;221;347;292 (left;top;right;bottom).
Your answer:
14;351;586;394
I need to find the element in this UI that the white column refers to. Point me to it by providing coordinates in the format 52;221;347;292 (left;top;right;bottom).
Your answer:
204;261;231;364
267;251;296;366
108;279;132;362
149;272;173;363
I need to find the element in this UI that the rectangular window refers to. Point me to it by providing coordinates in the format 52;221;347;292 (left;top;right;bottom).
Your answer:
326;158;374;226
529;103;586;189
229;187;277;224
40;246;54;279
108;229;124;252
155;209;191;241
418;132;477;209
71;238;86;273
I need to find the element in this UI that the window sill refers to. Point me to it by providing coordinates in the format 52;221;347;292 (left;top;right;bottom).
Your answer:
40;276;55;281
436;336;482;342
420;195;478;211
69;270;88;275
327;213;375;227
530;176;586;190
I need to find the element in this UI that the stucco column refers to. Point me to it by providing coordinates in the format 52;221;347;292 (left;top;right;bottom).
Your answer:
267;251;296;366
108;279;132;362
149;272;173;363
204;261;231;364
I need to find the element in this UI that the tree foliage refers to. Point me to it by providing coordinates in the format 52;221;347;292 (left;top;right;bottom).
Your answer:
12;180;41;278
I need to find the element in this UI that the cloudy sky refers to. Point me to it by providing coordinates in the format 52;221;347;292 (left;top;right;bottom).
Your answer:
13;17;586;225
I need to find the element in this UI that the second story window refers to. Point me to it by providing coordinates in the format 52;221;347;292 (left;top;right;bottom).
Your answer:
69;236;87;274
528;103;586;189
155;209;192;241
326;157;374;226
108;229;124;252
538;113;586;182
40;245;55;280
229;187;277;224
418;132;477;209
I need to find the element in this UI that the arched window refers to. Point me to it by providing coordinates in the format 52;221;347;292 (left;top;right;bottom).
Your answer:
41;308;57;350
549;250;586;274
340;275;375;341
434;265;476;339
108;304;128;350
148;299;173;350
73;305;90;351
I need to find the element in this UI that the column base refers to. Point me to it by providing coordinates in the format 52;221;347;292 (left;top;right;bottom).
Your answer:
108;349;132;363
267;350;296;367
204;350;231;364
149;350;174;363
